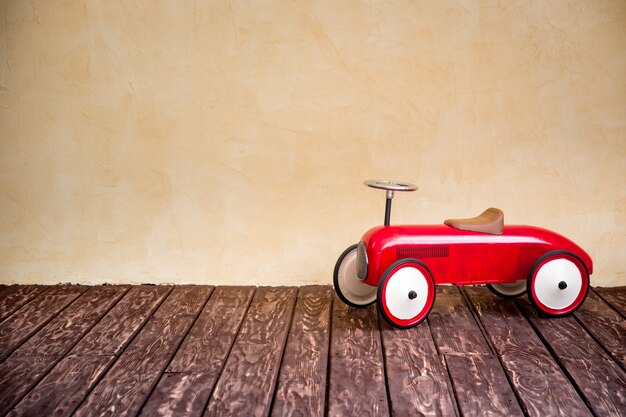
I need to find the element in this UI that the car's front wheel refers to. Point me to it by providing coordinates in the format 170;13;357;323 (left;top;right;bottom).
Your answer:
527;251;589;317
378;258;436;329
333;244;377;308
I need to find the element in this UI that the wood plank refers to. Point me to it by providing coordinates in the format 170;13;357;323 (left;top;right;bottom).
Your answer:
558;356;626;414
519;298;626;416
6;355;114;417
13;286;128;356
594;287;626;318
0;356;59;416
386;355;457;417
0;286;86;359
287;286;333;333
271;286;333;417
327;295;389;417
166;286;256;373
140;286;255;417
464;287;592;417
0;286;46;323
427;286;491;355
0;287;127;415
445;354;524;417
499;350;593;417
429;288;522;417
150;285;212;319
574;290;626;370
71;285;172;355
236;287;297;335
72;286;213;417
519;299;614;360
380;317;457;417
138;372;215;417
7;286;173;417
462;287;547;355
380;313;438;357
2;284;623;417
204;287;298;417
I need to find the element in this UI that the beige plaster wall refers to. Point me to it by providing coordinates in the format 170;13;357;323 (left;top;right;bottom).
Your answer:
1;0;625;286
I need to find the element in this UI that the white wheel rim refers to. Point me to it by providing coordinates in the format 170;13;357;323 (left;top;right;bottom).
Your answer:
491;280;527;296
534;258;583;310
337;248;376;305
384;266;429;320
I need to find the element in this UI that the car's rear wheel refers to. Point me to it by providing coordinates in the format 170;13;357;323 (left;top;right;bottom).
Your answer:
333;244;377;308
378;258;436;329
528;251;589;317
487;280;527;298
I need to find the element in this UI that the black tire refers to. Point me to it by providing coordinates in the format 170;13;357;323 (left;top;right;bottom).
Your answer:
527;250;590;317
377;258;437;329
333;244;376;308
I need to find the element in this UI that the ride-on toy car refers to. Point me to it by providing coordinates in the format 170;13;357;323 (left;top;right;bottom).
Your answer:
334;180;592;329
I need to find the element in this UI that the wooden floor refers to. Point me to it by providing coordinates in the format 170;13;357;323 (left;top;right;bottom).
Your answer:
0;285;624;417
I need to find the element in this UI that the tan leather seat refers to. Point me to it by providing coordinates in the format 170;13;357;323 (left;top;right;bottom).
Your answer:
444;208;504;235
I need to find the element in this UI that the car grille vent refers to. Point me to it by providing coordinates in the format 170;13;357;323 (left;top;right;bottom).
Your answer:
397;245;449;260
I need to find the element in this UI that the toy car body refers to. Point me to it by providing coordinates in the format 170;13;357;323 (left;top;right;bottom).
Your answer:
359;224;592;287
333;180;592;329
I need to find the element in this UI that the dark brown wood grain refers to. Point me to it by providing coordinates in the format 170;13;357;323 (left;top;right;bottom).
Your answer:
500;350;594;417
0;286;46;322
387;354;457;417
428;286;491;354
271;286;333;417
236;286;297;335
13;286;128;356
0;356;59;416
380;308;455;417
575;290;626;369
6;286;173;417
150;285;213;319
429;289;522;417
464;287;593;417
7;355;115;417
380;318;457;417
120;287;214;360
288;286;333;333
594;287;626;318
519;298;612;360
0;286;86;359
138;372;215;417
72;286;213;417
204;287;298;417
0;287;127;416
140;286;255;417
71;285;172;355
519;298;626;416
445;354;524;417
1;284;623;417
379;313;438;356
462;287;546;355
327;295;389;417
166;286;256;373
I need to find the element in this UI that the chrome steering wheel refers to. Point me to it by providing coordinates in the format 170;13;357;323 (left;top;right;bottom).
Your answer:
364;179;418;192
364;179;418;226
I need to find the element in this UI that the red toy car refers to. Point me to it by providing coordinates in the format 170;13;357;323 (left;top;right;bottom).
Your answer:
334;180;592;329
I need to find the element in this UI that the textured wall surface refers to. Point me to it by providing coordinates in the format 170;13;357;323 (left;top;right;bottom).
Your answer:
1;0;625;286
